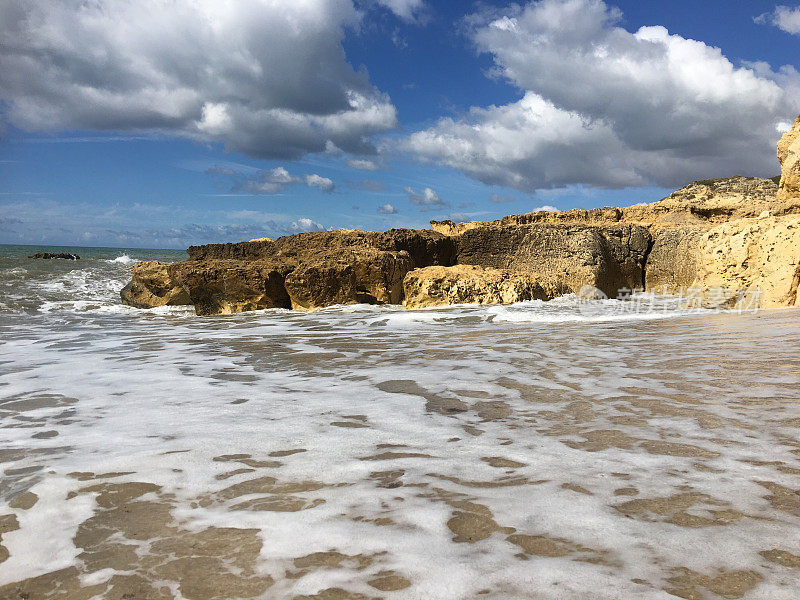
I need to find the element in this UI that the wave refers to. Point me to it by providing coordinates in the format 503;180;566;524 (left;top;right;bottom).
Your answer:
109;255;137;264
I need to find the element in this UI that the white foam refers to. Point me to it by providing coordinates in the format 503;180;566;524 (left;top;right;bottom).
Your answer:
109;254;137;265
1;281;800;597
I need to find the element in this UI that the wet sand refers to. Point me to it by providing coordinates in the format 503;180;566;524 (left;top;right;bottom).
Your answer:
1;300;800;599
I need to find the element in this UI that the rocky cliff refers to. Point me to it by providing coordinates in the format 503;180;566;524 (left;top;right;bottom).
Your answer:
122;115;800;314
123;230;455;315
778;115;800;204
122;222;647;314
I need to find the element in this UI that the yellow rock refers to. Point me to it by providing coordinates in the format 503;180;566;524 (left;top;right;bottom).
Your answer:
403;265;570;309
691;216;800;308
778;115;800;204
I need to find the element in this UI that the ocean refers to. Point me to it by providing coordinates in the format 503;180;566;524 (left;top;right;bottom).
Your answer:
1;243;799;599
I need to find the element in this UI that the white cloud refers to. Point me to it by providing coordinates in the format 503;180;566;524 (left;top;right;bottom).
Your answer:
347;159;379;170
0;0;398;159
756;5;800;35
489;193;515;203
290;218;326;232
375;0;428;24
378;203;397;214
403;0;800;190
207;165;335;194
531;205;559;212
304;174;336;192
265;167;301;185
405;186;447;208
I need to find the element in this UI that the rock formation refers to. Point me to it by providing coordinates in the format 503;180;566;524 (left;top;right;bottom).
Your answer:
29;252;80;260
122;230;455;315
403;265;571;309
122;115;800;314
778;115;800;203
448;222;650;295
120;261;190;308
122;223;650;314
690;215;800;308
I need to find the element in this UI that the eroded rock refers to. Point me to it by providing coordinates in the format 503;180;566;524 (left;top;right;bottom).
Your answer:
403;264;570;308
452;224;651;298
123;230;453;315
778;115;800;204
121;261;191;309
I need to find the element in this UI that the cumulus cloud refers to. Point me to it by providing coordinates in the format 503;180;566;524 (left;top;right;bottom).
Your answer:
266;167;300;185
756;6;800;35
403;0;800;190
0;0;398;159
304;174;336;192
377;203;398;214
290;218;326;232
531;205;558;212
347;159;380;170
207;165;335;195
405;186;447;209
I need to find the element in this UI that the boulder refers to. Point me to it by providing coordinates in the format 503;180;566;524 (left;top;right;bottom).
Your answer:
120;261;191;309
123;230;448;315
403;265;571;309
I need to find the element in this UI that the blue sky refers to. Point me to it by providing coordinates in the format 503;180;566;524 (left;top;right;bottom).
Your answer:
1;0;799;248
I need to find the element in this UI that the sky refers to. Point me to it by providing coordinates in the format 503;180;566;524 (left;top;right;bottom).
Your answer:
1;0;799;249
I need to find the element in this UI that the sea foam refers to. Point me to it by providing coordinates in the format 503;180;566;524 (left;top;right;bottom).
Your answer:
1;249;800;598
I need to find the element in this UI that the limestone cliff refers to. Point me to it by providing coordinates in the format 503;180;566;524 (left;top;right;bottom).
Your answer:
689;216;800;308
122;223;645;314
123;230;453;315
452;224;650;295
778;115;800;204
122;114;800;314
